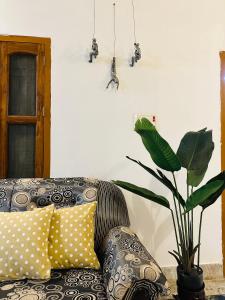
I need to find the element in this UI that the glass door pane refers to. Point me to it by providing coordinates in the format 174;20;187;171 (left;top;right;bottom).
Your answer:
7;124;36;178
8;54;37;116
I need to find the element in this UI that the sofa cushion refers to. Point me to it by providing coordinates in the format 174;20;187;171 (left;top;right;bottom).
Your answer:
0;205;54;281
49;202;100;270
0;269;107;300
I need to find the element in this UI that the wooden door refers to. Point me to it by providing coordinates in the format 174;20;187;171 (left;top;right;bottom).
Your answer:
0;36;51;178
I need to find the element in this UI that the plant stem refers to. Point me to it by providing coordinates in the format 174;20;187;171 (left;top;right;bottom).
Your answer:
173;194;187;267
170;209;180;255
197;208;204;268
183;209;189;253
187;183;190;244
186;174;192;260
191;186;194;250
172;172;189;270
172;195;182;254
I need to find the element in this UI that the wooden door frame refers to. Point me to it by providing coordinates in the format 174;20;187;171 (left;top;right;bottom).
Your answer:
220;51;225;276
0;35;51;177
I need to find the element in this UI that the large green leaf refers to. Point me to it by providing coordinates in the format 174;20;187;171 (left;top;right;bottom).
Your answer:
177;129;214;186
185;180;224;213
126;156;185;207
187;167;208;187
200;171;225;210
113;180;170;209
135;118;181;172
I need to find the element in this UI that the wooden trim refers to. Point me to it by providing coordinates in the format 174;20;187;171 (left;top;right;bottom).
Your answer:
7;116;37;124
35;44;45;178
220;51;225;276
6;42;39;55
0;35;50;46
43;42;51;177
0;42;8;178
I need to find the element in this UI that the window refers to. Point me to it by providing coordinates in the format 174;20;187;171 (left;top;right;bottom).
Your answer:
0;36;51;178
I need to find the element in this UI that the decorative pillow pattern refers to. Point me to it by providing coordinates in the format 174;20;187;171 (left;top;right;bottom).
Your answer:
0;205;54;281
49;202;100;270
10;178;99;212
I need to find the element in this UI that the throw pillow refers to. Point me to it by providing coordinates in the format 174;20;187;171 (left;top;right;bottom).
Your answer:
0;205;54;281
48;201;100;269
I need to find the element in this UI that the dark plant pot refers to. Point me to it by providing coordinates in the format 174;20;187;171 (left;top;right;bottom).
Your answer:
176;265;206;300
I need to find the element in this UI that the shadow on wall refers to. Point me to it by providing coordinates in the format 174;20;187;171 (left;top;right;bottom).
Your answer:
102;161;130;180
127;191;172;259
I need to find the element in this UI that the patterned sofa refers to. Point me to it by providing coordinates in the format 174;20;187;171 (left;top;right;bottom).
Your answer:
0;177;169;300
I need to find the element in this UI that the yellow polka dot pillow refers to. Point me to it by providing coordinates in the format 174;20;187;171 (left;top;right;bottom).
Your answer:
48;201;100;270
0;205;54;281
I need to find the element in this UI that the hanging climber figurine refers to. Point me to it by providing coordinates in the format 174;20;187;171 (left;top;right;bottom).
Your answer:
89;38;99;63
88;0;99;63
106;57;119;89
106;3;119;90
130;0;141;67
130;42;141;67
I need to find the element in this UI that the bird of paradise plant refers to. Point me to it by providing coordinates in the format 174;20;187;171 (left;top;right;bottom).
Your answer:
113;118;225;274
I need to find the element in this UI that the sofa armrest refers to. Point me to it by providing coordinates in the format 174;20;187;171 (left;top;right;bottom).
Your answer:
102;226;170;300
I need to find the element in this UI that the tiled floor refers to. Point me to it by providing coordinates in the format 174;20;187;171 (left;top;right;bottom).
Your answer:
204;279;225;296
162;279;225;299
161;264;225;298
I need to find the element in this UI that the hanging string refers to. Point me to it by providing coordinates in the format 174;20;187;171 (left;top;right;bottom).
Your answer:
113;2;116;57
93;0;96;38
132;0;137;43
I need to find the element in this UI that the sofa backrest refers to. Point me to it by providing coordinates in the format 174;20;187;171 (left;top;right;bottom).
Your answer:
0;179;15;212
0;177;130;254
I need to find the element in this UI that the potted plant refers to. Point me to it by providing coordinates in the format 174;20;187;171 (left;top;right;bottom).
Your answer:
113;118;225;300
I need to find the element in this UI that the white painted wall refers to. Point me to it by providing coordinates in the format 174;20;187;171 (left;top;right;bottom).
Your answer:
1;0;225;267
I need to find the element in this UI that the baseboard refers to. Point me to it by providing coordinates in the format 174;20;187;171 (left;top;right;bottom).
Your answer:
162;264;223;282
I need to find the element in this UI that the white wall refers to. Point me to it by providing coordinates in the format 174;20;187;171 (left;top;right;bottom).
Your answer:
1;0;225;267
